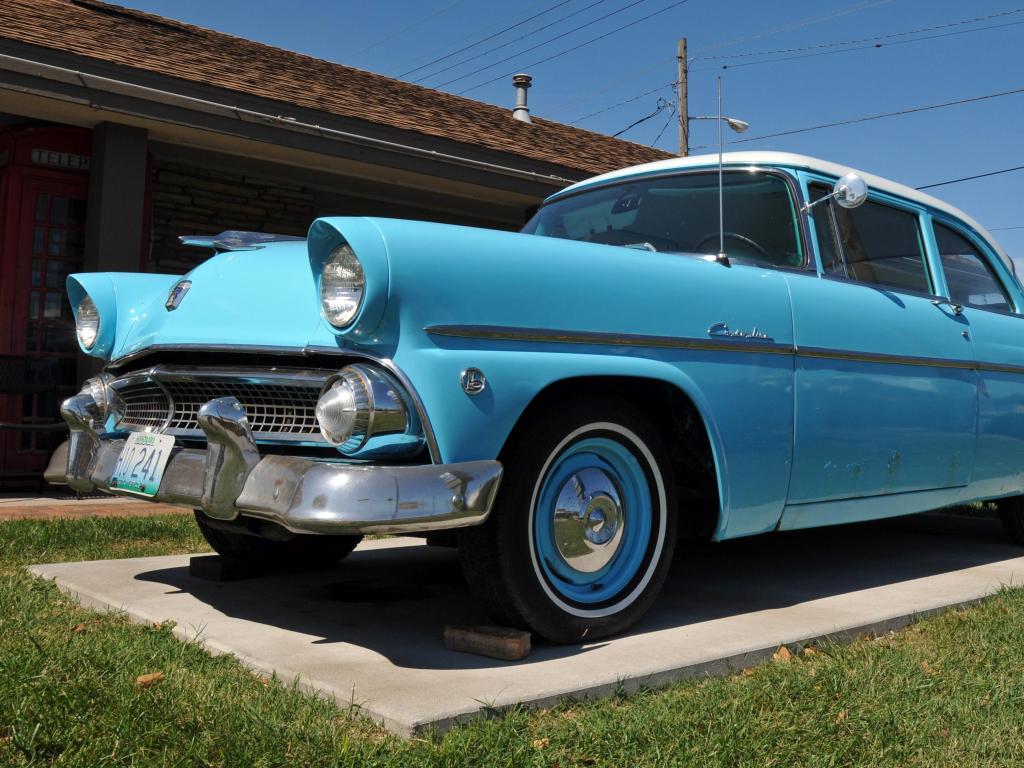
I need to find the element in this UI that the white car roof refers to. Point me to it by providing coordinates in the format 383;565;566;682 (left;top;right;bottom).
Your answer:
551;151;1010;266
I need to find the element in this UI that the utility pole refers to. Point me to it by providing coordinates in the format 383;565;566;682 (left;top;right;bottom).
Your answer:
677;37;688;156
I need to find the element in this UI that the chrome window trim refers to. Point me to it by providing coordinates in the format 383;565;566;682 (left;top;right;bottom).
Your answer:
425;323;1024;377
525;166;815;272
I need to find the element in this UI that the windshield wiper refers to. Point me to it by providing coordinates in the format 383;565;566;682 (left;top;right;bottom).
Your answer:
623;242;658;252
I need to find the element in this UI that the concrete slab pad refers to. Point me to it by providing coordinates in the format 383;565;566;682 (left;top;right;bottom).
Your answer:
29;514;1024;737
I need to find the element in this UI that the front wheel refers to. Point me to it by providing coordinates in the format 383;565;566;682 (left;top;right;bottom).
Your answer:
460;399;677;643
194;511;362;568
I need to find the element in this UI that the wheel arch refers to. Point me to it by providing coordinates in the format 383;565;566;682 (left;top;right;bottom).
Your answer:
498;374;726;539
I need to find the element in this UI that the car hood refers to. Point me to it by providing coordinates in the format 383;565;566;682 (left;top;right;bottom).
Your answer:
99;241;322;361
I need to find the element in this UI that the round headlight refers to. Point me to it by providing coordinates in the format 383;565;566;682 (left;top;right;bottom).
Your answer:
315;369;370;450
76;295;100;350
320;243;365;328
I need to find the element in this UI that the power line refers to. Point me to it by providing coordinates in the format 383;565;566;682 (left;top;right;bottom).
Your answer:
691;18;1024;72
432;0;651;89
691;9;1024;62
690;86;1024;150
916;165;1024;190
397;0;576;79
568;81;676;124
350;0;468;58
612;97;671;137
454;0;693;95
650;103;677;146
549;0;897;120
690;0;895;55
990;226;1024;232
413;0;615;84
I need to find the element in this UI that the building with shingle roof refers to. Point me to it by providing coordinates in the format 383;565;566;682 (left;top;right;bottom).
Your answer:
0;0;672;482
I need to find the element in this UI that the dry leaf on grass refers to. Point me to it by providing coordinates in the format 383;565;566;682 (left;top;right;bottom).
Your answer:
135;671;165;689
71;623;88;634
802;646;817;657
835;709;848;724
920;660;937;676
772;645;792;662
532;738;550;749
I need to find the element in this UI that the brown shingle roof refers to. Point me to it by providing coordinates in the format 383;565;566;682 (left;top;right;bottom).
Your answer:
0;0;673;176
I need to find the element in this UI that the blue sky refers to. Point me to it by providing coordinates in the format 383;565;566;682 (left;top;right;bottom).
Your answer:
121;0;1023;261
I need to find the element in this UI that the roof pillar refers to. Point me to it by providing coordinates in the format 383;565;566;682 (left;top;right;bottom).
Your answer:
83;121;148;273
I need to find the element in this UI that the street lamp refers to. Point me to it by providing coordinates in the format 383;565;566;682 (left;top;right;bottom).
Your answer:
688;76;750;264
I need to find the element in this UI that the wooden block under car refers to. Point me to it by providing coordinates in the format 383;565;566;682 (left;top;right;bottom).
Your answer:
443;625;532;661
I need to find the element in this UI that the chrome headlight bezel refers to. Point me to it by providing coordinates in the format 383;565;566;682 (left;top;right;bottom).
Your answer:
320;243;365;328
76;295;100;350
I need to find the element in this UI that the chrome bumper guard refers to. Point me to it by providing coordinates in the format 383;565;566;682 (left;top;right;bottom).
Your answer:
44;394;502;535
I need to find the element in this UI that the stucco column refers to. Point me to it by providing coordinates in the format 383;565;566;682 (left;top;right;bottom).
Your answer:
81;122;147;379
83;122;148;272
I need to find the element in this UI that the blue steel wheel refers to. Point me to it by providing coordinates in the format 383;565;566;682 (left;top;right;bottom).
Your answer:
459;399;677;643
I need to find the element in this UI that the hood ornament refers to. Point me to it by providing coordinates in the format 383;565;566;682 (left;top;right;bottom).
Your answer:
165;280;192;311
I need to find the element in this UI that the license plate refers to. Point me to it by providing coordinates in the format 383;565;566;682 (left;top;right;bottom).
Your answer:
110;433;175;497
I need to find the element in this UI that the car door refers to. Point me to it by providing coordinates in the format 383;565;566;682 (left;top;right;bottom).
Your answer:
780;179;977;527
929;216;1024;501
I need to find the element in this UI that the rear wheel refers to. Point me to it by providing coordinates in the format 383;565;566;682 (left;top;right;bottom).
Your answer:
460;398;677;643
998;496;1024;545
194;511;362;567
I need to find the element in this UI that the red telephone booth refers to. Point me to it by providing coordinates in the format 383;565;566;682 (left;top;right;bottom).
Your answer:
0;126;92;486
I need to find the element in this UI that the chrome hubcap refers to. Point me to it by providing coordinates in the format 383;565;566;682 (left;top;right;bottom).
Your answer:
552;466;625;573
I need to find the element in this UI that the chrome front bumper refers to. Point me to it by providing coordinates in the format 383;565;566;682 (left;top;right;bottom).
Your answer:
44;394;502;535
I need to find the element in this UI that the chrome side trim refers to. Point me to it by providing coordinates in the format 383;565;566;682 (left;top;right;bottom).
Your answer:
797;346;976;372
425;324;1024;376
425;324;795;356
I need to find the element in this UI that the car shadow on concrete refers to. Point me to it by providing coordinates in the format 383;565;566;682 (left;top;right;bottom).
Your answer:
133;512;1020;670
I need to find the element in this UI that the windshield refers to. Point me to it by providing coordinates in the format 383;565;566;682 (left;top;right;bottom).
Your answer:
521;171;803;268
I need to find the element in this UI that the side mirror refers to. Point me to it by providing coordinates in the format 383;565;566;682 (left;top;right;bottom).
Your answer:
802;172;869;213
833;173;868;209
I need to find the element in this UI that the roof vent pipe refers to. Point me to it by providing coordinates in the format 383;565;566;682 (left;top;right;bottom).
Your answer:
512;73;532;123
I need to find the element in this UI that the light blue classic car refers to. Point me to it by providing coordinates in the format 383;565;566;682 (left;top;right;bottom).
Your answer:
47;152;1024;642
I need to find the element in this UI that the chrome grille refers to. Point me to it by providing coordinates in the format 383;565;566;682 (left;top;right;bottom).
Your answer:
165;380;320;433
111;367;329;443
119;381;171;430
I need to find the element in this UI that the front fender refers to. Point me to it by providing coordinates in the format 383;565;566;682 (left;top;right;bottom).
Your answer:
394;339;794;541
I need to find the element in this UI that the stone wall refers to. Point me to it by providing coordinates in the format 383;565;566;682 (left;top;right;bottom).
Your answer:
148;159;315;273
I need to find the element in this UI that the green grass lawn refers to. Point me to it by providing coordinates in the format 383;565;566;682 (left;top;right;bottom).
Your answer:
3;515;1024;767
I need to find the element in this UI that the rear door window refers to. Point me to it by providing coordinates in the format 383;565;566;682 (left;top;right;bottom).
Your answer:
935;222;1012;312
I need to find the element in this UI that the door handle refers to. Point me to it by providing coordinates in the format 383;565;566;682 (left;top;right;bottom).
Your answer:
931;298;963;316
